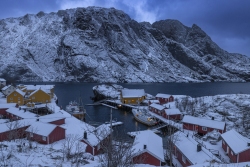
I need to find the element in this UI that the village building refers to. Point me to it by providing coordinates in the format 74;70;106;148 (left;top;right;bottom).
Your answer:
149;103;166;115
1;85;16;96
0;78;6;88
131;130;165;166
182;115;226;135
17;84;55;98
221;129;250;163
155;93;174;104
0;103;16;118
162;108;182;120
25;121;65;144
39;112;66;125
7;89;25;105
81;124;111;155
171;131;221;167
5;107;37;120
120;89;146;105
26;89;51;104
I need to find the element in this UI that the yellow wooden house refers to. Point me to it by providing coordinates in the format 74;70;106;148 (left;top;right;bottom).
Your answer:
28;89;51;104
16;84;55;98
120;89;146;104
7;89;26;105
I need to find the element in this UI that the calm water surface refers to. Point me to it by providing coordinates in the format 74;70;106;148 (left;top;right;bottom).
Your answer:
20;82;250;136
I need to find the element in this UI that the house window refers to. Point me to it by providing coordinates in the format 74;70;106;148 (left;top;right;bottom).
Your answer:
30;133;33;137
10;98;13;100
231;151;234;155
182;155;186;163
32;97;35;99
202;127;207;131
97;144;100;150
46;100;48;102
18;97;20;100
42;136;46;141
14;94;17;96
222;140;225;144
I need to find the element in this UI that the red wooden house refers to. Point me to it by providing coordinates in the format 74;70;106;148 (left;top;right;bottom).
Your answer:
81;124;111;155
221;129;250;163
182;115;226;135
0;103;15;118
155;93;174;104
25;121;65;144
171;131;221;167
6;107;37;121
132;130;165;166
149;103;166;115
162;108;182;120
39;112;66;125
148;100;160;106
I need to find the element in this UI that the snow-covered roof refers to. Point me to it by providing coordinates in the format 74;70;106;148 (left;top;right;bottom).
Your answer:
221;129;250;154
172;131;221;164
1;85;13;91
155;93;172;98
149;103;165;110
15;89;26;96
0;78;6;81
83;124;111;146
0;119;35;133
6;107;37;119
182;115;225;130
164;108;181;115
24;85;54;90
149;100;159;103
0;103;16;109
121;89;145;98
132;130;165;162
29;89;50;97
25;121;59;136
39;112;66;123
190;162;250;167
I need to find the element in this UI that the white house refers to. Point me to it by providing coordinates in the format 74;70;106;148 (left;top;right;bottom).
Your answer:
1;85;16;96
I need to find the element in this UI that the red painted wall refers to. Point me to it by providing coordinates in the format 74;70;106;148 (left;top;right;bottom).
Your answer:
238;149;250;162
163;114;181;120
173;145;192;167
183;122;224;135
0;126;28;142
0;108;8;117
133;151;161;166
49;118;65;125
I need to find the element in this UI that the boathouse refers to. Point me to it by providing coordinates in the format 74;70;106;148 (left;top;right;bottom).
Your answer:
182;115;226;135
149;103;165;115
120;89;146;105
171;131;221;167
155;93;174;104
162;108;182;120
132;130;165;166
81;124;111;155
25;121;65;144
221;129;250;163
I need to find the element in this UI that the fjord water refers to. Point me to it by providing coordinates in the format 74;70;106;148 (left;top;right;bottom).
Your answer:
21;82;250;135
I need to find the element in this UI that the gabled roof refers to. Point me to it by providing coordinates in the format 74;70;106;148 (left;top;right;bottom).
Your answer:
25;121;60;137
29;89;50;97
6;107;37;119
14;89;26;96
182;115;225;130
165;108;181;115
39;112;66;123
1;85;14;91
149;103;165;110
155;93;172;98
83;124;111;146
221;129;250;154
172;131;221;164
132;130;165;162
121;89;145;98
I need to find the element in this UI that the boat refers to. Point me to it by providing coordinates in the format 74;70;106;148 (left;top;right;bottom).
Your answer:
132;108;158;126
65;99;86;120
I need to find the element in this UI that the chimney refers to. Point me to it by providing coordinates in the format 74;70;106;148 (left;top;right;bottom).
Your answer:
84;131;87;139
197;144;202;152
211;117;214;120
144;144;147;149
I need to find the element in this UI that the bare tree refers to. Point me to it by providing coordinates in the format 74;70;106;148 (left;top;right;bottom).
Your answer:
6;120;24;142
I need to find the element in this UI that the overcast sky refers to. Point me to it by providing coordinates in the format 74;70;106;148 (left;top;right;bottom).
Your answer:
0;0;249;56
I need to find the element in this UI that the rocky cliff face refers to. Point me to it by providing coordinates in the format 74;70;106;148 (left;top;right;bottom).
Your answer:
0;7;249;83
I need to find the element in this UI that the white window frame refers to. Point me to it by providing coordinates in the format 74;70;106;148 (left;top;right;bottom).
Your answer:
42;136;46;141
14;94;17;96
202;126;207;131
30;133;33;137
231;151;234;155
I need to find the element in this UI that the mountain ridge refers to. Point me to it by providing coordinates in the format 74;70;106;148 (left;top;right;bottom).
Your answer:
0;7;249;83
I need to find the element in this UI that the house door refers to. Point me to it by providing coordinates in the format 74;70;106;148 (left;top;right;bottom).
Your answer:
195;125;198;132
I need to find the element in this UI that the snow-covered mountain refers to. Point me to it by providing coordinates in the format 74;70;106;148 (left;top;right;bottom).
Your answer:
0;7;249;82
